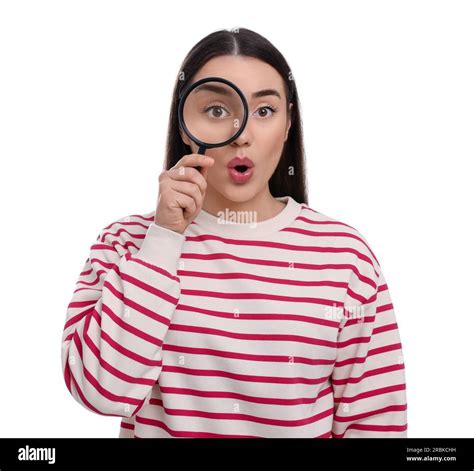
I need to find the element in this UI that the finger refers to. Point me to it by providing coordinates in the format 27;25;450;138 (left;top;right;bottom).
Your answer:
172;154;215;172
168;166;208;194
173;191;197;217
169;180;203;207
200;164;209;180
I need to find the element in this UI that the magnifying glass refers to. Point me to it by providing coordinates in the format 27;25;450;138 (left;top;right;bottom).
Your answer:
178;76;249;171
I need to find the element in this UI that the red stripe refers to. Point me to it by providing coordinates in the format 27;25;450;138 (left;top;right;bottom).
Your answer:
72;346;147;418
68;299;97;309
90;243;116;252
146;403;334;428
334;403;407;422
346;287;372;304
103;280;174;327
157;385;333;406
63;356;72;393
181;252;377;290
68;331;136;417
297;214;355;231
162;365;328;385
135;416;262;438
296;212;380;266
82;311;157;386
114;271;178;305
68;369;123;417
99;327;163;367
73;287;101;294
120;421;134;431
169;323;337;348
334;383;406;404
183;406;333;427
101;227;146;242
300;206;320;215
101;302;164;347
332;363;405;385
176;303;340;329
90;257;116;270
64;306;95;330
163;342;336;366
76;272;102;287
103;222;149;236
334;343;403;367
281;227;380;266
337;336;371;348
185;234;378;274
78;315;145;406
343;315;376;328
102;215;153;231
178;269;347;289
181;288;344;307
80;266;93;276
332;422;408;437
373;322;398;335
93;239;140;252
377;303;394;314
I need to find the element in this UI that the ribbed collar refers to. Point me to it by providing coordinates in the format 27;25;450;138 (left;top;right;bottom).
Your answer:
190;195;303;238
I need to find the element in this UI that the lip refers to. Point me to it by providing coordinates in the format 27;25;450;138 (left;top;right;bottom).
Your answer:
228;166;254;184
227;156;255;184
227;156;255;169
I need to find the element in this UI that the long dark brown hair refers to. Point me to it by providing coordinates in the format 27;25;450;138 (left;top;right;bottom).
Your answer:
164;27;308;205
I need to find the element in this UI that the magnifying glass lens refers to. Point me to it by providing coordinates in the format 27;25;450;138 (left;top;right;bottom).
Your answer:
182;81;245;145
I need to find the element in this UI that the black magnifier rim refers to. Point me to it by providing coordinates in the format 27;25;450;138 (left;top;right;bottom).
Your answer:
178;76;249;149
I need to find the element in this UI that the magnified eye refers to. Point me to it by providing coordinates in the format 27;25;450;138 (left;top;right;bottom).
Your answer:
203;104;231;119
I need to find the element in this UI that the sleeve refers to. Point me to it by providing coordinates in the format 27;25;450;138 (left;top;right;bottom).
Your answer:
330;265;408;438
61;221;186;418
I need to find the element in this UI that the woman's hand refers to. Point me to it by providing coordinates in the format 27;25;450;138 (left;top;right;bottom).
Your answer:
154;154;215;234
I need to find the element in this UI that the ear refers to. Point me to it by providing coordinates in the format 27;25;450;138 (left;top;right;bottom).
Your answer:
284;102;293;142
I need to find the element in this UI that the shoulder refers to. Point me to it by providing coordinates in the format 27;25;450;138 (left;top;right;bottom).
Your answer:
298;204;380;263
297;204;382;296
95;210;156;256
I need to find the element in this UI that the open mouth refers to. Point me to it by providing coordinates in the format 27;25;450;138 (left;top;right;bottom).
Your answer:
234;165;249;173
228;162;254;183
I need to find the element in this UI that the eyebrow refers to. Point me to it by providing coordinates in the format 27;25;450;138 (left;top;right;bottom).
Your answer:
251;89;281;100
194;84;282;100
195;84;233;96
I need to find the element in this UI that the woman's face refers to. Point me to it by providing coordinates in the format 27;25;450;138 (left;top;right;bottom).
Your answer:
179;55;292;204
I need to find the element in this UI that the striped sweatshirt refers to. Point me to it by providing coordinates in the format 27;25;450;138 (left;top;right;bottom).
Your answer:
61;195;408;438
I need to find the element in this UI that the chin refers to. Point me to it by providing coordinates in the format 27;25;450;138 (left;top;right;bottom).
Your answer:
218;185;258;204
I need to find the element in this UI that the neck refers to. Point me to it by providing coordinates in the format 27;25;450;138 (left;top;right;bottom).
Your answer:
202;185;286;223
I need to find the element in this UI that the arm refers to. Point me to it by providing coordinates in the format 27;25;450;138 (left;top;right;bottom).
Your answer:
331;267;408;438
61;221;185;418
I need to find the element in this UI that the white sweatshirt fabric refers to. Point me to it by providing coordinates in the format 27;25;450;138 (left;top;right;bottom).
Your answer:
61;195;408;438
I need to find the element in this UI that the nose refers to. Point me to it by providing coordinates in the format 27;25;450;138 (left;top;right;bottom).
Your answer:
231;120;252;148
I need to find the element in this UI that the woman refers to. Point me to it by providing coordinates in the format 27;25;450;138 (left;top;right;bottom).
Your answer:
61;28;408;438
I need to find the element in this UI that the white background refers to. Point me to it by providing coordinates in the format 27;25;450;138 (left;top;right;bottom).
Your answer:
0;0;473;438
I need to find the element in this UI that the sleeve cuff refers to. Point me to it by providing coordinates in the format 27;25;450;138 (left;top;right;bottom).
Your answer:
135;222;185;275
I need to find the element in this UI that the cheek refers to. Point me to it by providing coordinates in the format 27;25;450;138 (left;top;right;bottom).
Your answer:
258;120;288;166
202;148;227;181
259;118;287;148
